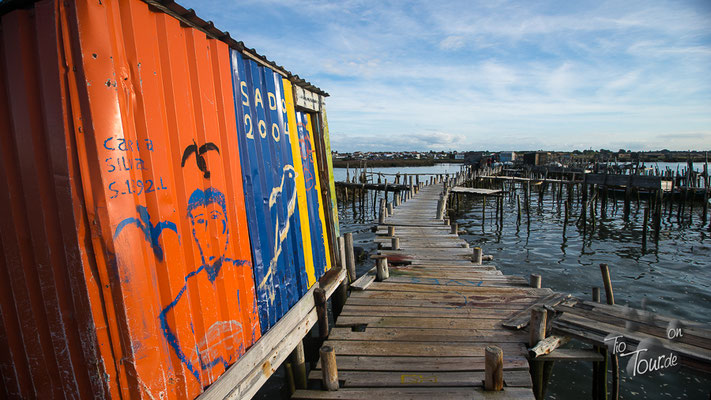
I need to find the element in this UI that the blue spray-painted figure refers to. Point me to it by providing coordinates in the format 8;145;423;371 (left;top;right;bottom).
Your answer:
159;188;250;384
114;205;178;261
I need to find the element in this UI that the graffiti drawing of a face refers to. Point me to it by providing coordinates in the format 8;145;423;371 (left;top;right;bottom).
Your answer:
187;188;230;281
160;187;253;384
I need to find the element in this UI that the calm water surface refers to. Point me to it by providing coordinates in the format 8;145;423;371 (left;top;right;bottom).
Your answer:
336;164;711;400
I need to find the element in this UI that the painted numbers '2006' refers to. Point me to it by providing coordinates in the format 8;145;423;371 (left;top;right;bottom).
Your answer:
109;177;168;199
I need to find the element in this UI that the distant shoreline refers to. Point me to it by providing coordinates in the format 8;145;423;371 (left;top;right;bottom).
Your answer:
332;159;465;168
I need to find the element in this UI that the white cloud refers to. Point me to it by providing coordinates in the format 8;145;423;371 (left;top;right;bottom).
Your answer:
179;0;711;151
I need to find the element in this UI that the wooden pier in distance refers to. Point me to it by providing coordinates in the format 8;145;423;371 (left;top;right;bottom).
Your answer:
293;176;549;399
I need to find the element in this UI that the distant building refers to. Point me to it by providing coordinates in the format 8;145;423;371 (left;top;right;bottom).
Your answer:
464;151;494;168
454;153;466;160
523;151;550;166
499;151;516;163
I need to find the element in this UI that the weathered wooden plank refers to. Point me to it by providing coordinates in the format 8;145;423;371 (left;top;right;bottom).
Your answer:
315;355;530;372
307;370;532;388
293;387;536;399
384;275;529;287
389;270;504;279
350;267;376;291
340;305;528;319
451;187;503;196
336;316;509;330
348;289;538;300
502;293;570;330
536;348;604;362
345;296;540;309
367;282;554;294
329;327;527;343
557;301;711;348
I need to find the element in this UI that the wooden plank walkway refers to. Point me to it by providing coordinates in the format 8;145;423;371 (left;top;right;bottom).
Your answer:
293;182;550;399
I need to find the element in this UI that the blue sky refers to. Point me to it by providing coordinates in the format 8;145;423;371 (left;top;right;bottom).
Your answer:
180;0;711;152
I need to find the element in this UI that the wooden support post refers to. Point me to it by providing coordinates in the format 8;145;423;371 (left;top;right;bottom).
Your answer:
337;236;349;281
285;362;296;395
472;247;483;265
624;179;631;222
319;345;339;391
387;202;393;217
345;233;356;284
599;264;617;400
563;201;569;238
517;194;522;225
592;287;601;303
290;340;307;390
529;306;547;347
387;226;395;237
451;222;458;235
444;218;450;226
484;346;504;391
499;196;504;227
530;274;541;288
642;205;649;251
599;263;614;305
378;199;386;224
391;237;400;250
376;257;389;282
436;199;444;219
582;181;588;235
530;306;547;400
314;288;329;339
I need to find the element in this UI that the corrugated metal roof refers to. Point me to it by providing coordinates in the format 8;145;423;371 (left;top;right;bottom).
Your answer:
0;0;329;97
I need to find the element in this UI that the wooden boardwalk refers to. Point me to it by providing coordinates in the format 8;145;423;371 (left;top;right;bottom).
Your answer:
293;182;552;399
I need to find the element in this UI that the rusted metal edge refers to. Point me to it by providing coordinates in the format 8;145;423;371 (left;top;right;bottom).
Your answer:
141;0;330;97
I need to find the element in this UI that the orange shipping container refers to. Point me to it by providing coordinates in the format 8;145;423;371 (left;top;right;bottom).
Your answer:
0;0;338;398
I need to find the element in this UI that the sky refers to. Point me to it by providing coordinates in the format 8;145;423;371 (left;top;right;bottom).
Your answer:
179;0;711;152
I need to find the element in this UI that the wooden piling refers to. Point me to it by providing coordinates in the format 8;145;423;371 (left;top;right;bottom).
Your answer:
517;194;522;225
484;346;504;391
642;205;649;251
599;264;617;400
530;274;542;288
344;233;356;285
290;340;308;390
599;263;614;305
314;288;329;339
451;222;458;235
391;237;400;250
529;307;547;347
376;257;389;282
387;226;395;237
472;247;483;265
319;345;339;391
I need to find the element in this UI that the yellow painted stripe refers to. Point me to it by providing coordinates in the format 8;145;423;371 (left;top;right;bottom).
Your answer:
318;105;340;238
282;79;316;287
305;114;332;272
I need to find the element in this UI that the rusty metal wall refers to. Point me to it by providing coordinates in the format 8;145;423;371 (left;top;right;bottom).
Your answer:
0;1;111;398
2;0;263;398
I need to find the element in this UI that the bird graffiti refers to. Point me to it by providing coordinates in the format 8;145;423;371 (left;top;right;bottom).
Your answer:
181;140;220;179
114;205;178;261
258;165;298;302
